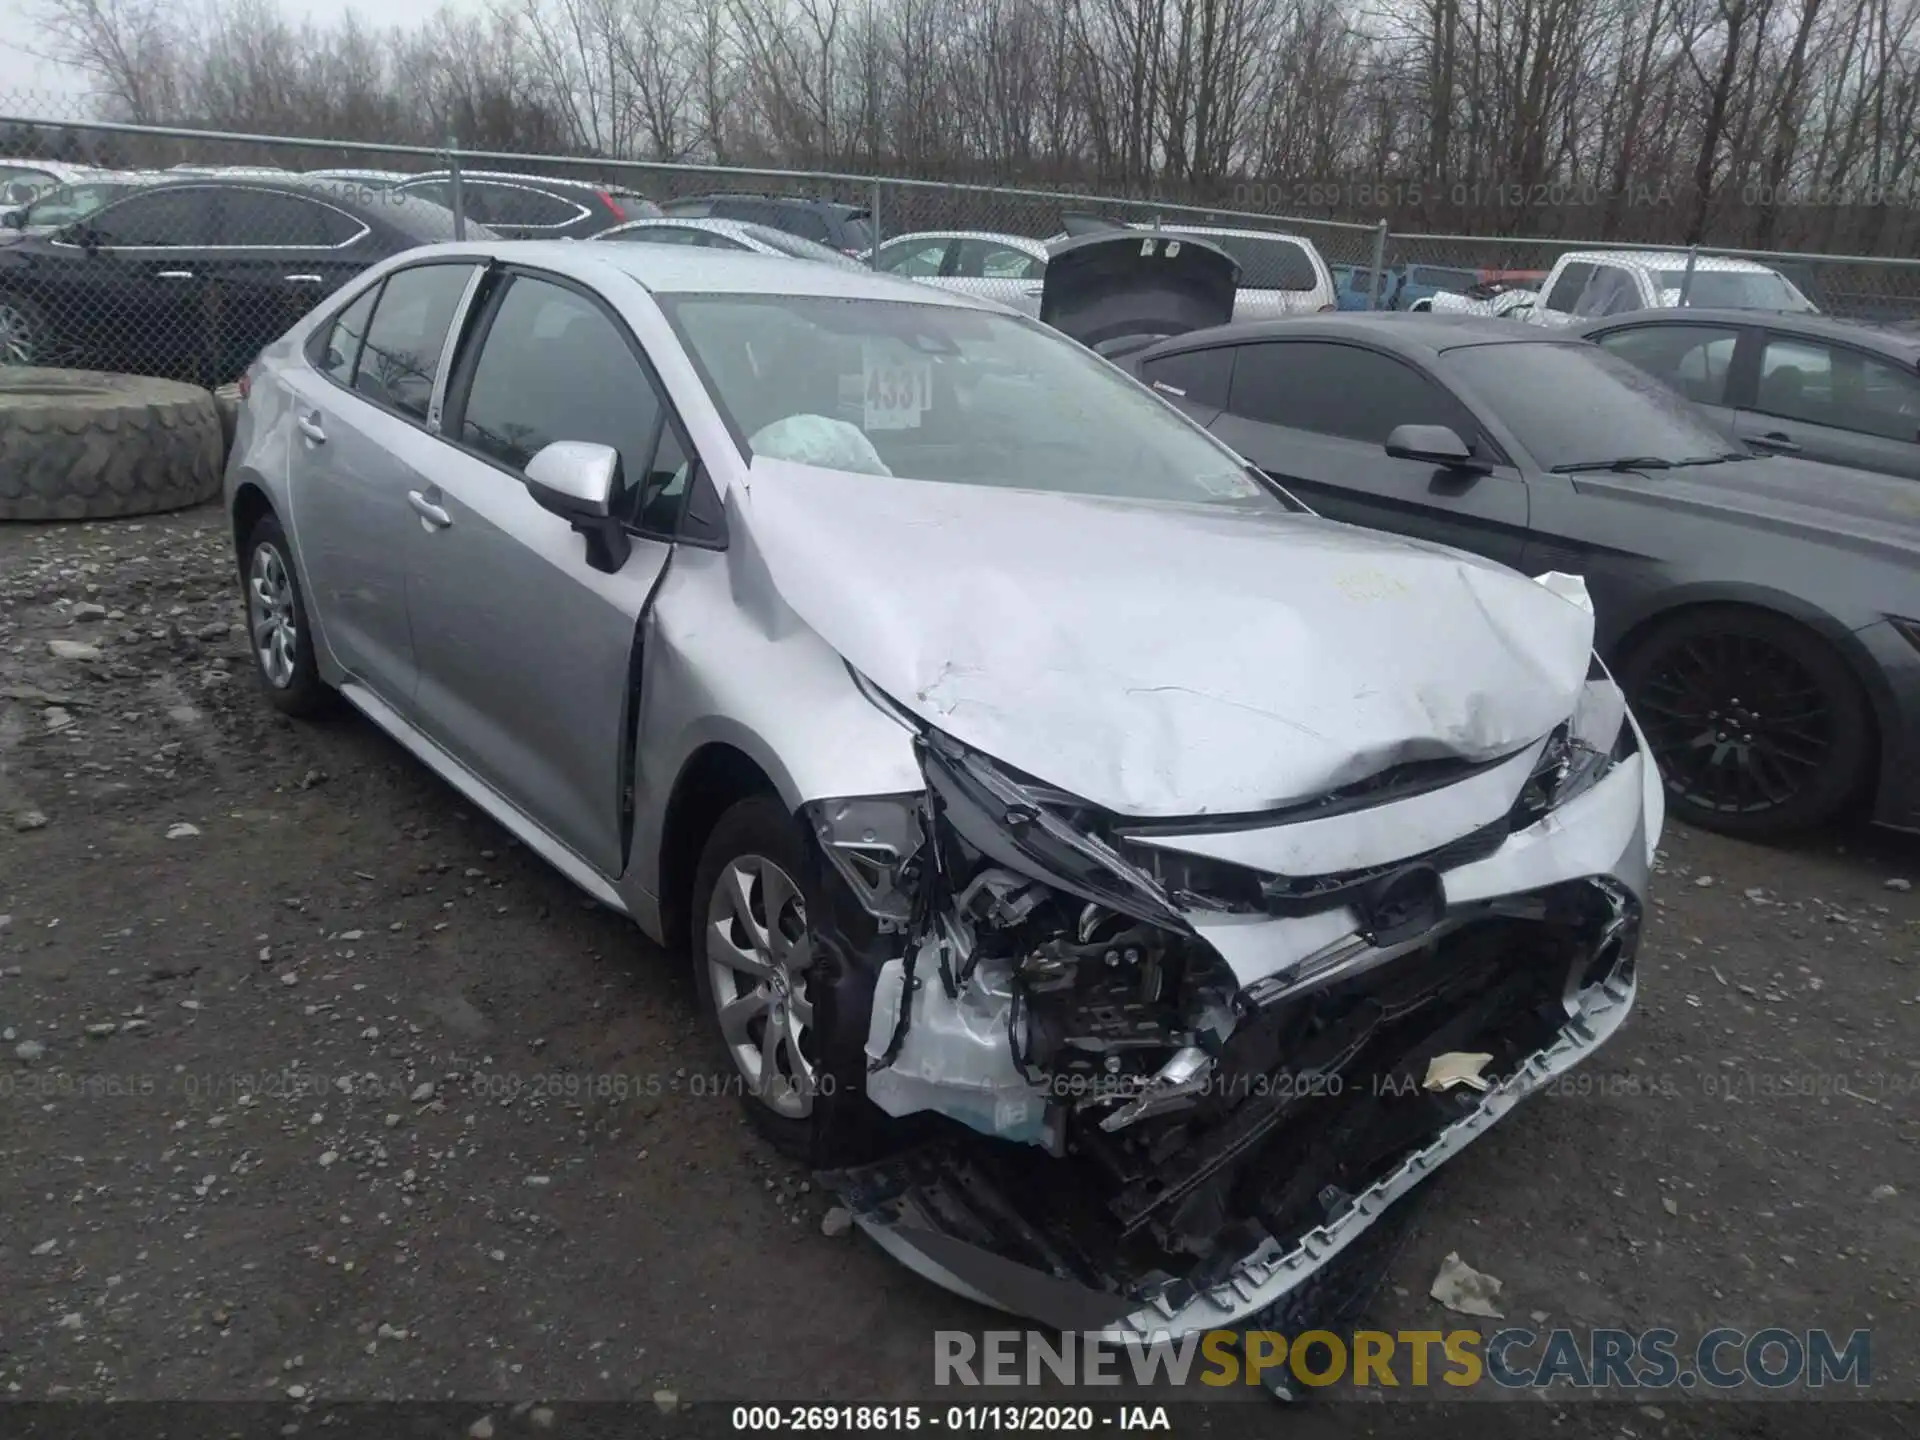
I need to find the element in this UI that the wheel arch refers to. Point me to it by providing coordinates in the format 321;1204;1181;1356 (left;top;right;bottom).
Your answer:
231;481;275;577
656;740;787;955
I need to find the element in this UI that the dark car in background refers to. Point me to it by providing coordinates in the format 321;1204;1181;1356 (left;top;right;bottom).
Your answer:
1122;314;1920;839
0;176;486;381
1577;308;1920;482
658;193;874;255
390;171;657;239
2;172;166;235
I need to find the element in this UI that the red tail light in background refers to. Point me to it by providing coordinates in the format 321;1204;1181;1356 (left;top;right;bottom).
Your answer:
600;192;626;222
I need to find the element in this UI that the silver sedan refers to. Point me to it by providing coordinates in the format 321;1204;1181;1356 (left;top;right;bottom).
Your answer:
226;240;1662;1338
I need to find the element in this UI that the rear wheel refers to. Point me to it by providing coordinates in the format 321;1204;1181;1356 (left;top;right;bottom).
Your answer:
241;513;331;718
0;293;49;366
1617;606;1871;838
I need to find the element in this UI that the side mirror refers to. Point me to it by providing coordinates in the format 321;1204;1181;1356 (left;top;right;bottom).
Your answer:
1385;423;1492;475
524;440;631;573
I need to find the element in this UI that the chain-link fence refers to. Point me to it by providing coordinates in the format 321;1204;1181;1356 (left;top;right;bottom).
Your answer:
3;106;1919;389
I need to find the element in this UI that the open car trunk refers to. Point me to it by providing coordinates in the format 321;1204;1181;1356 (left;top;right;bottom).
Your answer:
1038;232;1238;356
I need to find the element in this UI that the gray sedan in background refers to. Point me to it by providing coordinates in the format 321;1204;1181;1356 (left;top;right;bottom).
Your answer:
225;239;1659;1339
1125;314;1920;838
594;214;866;269
1577;308;1920;482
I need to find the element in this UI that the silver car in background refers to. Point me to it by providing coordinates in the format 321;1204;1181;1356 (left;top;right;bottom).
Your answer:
872;225;1337;320
225;240;1661;1338
595;215;867;269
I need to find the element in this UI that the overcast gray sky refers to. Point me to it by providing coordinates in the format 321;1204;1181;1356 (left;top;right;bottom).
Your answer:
0;0;469;106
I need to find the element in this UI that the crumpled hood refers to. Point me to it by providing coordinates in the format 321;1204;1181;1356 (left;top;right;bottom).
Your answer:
736;461;1596;817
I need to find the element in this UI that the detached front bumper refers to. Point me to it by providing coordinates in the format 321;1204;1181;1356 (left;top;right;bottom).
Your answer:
823;750;1657;1339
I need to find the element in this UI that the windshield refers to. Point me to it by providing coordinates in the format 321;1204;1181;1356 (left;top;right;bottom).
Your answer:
1443;341;1745;471
16;181;138;227
1656;269;1813;311
661;294;1280;507
740;223;865;269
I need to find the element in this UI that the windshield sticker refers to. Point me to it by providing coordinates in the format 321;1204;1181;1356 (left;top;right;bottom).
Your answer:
863;348;933;431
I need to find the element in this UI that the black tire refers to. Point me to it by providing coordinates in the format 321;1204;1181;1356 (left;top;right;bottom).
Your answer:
0;367;223;521
240;512;331;718
689;794;877;1165
1617;605;1872;838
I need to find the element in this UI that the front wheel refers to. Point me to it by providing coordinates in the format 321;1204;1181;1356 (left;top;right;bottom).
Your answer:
1617;606;1871;838
0;292;50;367
689;794;879;1164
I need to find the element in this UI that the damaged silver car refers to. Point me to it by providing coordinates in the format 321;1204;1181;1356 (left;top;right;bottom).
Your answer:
225;239;1664;1339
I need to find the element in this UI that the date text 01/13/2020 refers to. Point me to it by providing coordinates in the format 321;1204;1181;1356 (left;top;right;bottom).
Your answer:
730;1405;1171;1431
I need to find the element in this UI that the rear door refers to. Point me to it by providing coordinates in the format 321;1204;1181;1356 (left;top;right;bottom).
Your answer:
1733;331;1920;480
202;187;367;382
283;261;482;708
1207;338;1531;567
407;267;681;877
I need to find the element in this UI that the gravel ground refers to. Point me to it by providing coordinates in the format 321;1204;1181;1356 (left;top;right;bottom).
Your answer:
1;507;1916;1437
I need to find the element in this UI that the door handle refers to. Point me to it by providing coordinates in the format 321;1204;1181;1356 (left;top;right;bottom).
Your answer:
1751;431;1801;454
155;269;195;280
408;490;452;529
283;274;325;284
296;413;326;444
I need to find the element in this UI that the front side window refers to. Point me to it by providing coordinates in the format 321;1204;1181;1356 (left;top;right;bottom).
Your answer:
1755;335;1920;441
1574;266;1640;318
661;294;1277;508
1596;323;1743;406
353;264;475;420
83;189;215;247
1228;340;1474;447
877;239;950;277
457;275;666;516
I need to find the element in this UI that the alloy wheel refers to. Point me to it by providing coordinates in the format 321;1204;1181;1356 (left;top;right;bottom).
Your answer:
705;854;817;1118
0;300;35;366
248;542;299;690
1632;630;1835;818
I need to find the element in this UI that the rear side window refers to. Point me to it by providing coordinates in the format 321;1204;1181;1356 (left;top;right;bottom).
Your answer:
878;239;950;277
353;264;476;420
951;239;1043;280
1755;335;1920;441
321;285;380;385
469;181;579;227
455;274;665;515
1140;346;1233;408
1229;340;1475;447
213;189;338;247
603;225;702;245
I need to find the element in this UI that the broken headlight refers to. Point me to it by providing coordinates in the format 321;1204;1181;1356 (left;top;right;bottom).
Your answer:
1512;660;1637;828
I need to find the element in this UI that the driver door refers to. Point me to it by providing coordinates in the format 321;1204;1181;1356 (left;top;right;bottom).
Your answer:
406;268;683;879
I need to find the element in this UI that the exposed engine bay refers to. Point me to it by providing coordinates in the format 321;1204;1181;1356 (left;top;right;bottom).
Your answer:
804;613;1659;1337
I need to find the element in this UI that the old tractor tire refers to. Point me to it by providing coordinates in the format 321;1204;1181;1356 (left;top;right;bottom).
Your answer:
0;368;224;521
213;382;242;462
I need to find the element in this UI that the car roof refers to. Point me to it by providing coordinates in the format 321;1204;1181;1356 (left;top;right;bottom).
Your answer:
392;238;992;303
398;170;644;193
1576;307;1920;366
1;159;120;182
1556;249;1785;275
1138;312;1587;359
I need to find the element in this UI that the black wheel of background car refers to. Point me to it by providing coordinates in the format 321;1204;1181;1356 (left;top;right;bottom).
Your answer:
0;292;51;367
0;368;223;521
1618;606;1871;838
241;513;331;718
690;794;877;1165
